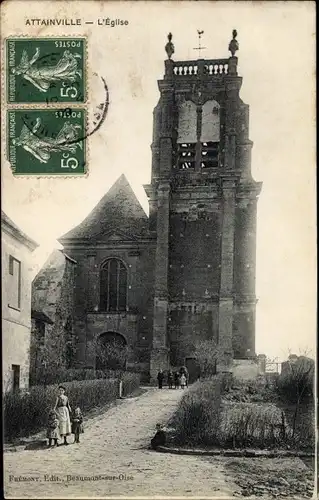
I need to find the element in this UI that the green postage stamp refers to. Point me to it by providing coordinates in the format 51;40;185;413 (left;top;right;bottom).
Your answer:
6;38;86;103
7;108;86;175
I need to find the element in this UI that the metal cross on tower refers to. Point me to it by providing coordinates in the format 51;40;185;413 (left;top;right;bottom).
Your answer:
193;30;206;58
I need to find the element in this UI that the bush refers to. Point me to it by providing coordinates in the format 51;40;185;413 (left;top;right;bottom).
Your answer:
121;372;141;397
279;402;315;450
30;367;137;386
276;357;315;445
276;357;314;404
4;373;140;441
194;340;219;378
171;376;296;449
31;367;95;385
219;402;288;449
223;378;278;404
172;377;222;445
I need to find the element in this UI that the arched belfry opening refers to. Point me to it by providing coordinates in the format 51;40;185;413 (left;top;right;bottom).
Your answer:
96;332;127;371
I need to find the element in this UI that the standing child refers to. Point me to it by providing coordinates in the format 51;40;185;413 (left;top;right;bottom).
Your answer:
46;409;60;447
180;373;187;389
72;407;84;444
180;366;189;387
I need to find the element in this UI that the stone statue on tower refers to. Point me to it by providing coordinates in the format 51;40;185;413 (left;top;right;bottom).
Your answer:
228;29;239;56
165;33;175;60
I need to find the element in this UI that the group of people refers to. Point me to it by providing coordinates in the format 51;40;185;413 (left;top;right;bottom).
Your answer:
46;385;84;447
157;367;189;390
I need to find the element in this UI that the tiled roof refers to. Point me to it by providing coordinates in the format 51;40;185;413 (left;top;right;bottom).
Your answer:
59;174;149;242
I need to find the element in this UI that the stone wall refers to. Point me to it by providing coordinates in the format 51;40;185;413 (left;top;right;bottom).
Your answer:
232;359;259;381
168;304;219;367
63;243;156;372
232;197;258;357
31;250;76;374
168;211;222;299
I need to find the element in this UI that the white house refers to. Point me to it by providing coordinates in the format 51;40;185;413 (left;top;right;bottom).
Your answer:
2;211;38;392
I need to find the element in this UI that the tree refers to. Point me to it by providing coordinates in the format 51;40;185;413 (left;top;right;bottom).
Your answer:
194;339;221;378
29;316;77;386
277;354;314;438
87;336;128;375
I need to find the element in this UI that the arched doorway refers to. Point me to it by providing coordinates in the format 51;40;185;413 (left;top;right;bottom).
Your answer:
185;357;201;384
95;332;127;371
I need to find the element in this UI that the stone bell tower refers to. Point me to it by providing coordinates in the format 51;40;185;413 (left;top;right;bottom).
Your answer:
144;31;262;379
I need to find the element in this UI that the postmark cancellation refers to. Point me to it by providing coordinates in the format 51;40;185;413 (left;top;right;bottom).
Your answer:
7;108;87;175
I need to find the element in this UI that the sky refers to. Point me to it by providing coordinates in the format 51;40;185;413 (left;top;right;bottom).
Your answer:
1;1;316;361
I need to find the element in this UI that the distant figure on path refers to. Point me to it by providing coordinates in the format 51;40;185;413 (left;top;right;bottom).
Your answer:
46;409;60;447
151;423;166;450
167;370;174;389
71;407;84;444
180;366;189;387
180;373;187;389
157;369;164;389
54;385;72;445
174;371;180;389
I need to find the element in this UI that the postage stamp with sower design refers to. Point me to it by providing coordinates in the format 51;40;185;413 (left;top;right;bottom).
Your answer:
8;108;86;175
6;38;86;104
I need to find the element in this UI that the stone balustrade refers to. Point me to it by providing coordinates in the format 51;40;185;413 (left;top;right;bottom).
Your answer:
171;58;230;77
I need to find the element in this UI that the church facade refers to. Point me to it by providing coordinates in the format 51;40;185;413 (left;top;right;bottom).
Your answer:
58;32;262;381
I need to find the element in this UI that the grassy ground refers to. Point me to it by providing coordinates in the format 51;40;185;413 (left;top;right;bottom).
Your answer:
221;456;314;498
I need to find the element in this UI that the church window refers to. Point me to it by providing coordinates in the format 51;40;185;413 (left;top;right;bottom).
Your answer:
8;255;21;310
100;259;127;312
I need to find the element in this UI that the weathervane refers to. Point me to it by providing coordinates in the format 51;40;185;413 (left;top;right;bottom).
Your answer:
193;30;206;58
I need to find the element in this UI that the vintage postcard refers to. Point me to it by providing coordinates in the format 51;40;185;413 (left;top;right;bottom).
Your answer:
1;1;316;499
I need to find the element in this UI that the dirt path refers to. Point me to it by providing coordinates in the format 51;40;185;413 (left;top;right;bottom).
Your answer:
4;388;235;498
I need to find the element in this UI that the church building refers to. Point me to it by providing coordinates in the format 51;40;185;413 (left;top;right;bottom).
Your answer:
57;31;262;381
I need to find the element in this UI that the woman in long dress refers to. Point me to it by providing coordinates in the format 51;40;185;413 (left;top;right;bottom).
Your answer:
54;385;72;445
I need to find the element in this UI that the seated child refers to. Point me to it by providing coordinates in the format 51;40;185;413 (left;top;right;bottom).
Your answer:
46;409;60;447
151;423;166;450
71;407;84;443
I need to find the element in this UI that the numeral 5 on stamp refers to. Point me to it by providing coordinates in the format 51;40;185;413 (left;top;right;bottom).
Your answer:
7;109;87;175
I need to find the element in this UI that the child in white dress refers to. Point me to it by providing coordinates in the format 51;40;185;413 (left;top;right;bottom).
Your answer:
180;373;187;389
